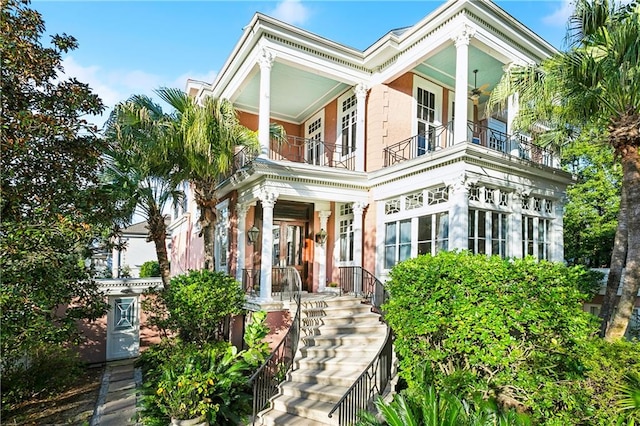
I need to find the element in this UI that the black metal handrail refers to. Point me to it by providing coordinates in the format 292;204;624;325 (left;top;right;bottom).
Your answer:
249;266;302;425
383;121;454;166
467;121;510;154
329;266;393;425
270;135;356;170
513;133;554;167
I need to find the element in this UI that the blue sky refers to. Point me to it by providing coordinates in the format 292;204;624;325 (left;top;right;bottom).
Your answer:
33;0;571;126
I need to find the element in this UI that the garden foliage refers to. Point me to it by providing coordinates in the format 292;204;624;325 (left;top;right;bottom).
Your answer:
1;0;120;396
383;251;630;424
140;260;162;278
144;270;245;344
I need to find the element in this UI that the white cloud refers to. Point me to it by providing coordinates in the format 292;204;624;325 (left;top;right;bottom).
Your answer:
542;0;574;27
58;56;218;128
269;0;310;26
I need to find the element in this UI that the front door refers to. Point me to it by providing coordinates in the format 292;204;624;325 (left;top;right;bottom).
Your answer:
272;221;308;291
106;296;139;361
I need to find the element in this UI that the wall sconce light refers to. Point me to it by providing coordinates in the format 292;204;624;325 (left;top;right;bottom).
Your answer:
247;225;260;245
315;228;328;245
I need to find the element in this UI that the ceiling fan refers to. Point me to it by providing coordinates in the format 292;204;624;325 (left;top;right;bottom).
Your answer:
469;69;491;105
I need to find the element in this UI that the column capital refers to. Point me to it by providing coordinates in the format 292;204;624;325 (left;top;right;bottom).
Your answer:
258;188;279;208
236;203;249;218
354;83;368;100
257;48;275;70
352;201;368;215
318;210;332;221
452;25;476;47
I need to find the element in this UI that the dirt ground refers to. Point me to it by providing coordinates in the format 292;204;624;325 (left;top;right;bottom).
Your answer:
2;366;104;426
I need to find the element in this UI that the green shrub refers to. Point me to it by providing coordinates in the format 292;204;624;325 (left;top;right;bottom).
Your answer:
139;261;161;278
145;270;245;344
384;251;600;424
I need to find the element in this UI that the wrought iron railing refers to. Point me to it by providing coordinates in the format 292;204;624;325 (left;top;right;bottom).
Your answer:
383;121;454;166
242;267;297;301
328;266;393;425
270;135;356;170
338;266;388;312
249;267;302;424
513;133;554;167
383;120;557;169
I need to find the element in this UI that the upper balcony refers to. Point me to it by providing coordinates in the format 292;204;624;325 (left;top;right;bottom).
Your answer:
222;120;559;183
383;121;558;169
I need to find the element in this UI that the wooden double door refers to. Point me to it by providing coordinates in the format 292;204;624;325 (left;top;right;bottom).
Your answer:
272;220;309;291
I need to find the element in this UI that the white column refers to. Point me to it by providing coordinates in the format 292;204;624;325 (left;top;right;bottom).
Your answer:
257;48;275;157
235;203;249;283
354;83;368;172
317;210;332;292
452;25;475;144
449;174;470;250
258;189;278;300
511;191;524;259
352;202;367;267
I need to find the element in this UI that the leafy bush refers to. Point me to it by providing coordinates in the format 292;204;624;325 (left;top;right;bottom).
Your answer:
140;261;161;278
144;270;245;344
384;251;601;423
138;341;253;424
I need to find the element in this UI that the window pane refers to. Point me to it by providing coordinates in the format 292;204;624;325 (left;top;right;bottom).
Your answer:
418;215;431;242
385;222;397;245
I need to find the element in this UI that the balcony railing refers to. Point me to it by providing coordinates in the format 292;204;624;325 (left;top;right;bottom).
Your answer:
269;135;356;170
384;121;454;166
221;135;357;182
383;121;557;168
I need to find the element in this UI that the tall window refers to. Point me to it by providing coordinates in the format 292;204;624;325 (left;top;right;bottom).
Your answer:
416;87;436;155
340;95;357;156
385;220;411;269
338;203;354;263
522;216;550;260
305;113;323;165
417;212;449;255
469;209;509;258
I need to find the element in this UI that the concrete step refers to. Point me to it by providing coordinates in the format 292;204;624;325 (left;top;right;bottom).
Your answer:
259;408;334;426
300;296;365;309
294;355;371;372
271;395;339;425
288;367;365;387
301;322;386;336
301;333;385;347
301;304;373;318
280;381;349;405
297;344;379;359
301;311;380;327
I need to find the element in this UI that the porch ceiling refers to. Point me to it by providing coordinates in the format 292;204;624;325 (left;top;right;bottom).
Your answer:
233;62;350;124
415;44;504;104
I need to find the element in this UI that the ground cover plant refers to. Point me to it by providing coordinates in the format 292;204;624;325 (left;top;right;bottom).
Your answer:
383;251;638;425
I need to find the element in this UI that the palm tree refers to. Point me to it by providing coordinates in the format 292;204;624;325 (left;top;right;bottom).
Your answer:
103;95;185;287
155;87;285;270
488;0;639;339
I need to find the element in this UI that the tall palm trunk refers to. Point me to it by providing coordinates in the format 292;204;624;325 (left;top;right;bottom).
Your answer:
599;179;627;337
193;178;218;271
147;209;171;288
605;115;640;340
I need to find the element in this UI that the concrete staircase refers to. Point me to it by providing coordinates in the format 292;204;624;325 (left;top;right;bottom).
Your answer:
257;295;387;426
